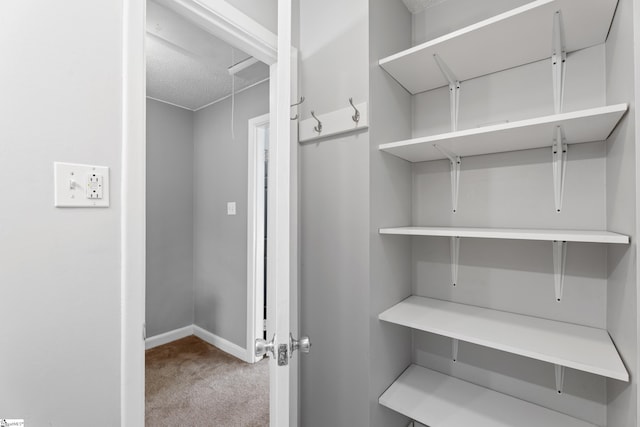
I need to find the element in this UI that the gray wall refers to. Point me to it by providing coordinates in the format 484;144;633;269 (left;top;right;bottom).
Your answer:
605;0;638;425
193;81;269;348
298;0;371;425
0;1;122;425
146;99;195;337
368;1;413;426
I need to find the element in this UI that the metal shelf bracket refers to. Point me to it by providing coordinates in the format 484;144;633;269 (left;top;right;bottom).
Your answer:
555;364;565;394
434;144;461;213
553;240;567;302
452;338;459;362
552;126;568;213
552;11;567;115
434;53;461;131
450;236;460;287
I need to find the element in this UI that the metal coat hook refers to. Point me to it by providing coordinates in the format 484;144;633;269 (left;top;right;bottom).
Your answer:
311;111;322;133
349;98;360;123
290;96;305;120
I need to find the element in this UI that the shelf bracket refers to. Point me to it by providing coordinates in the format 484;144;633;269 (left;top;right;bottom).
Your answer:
554;364;565;394
552;126;568;213
450;236;460;287
452;338;459;362
552;11;567;114
434;54;461;131
552;240;567;302
434;144;461;213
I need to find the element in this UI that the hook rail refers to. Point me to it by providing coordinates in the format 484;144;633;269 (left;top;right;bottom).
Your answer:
298;101;369;143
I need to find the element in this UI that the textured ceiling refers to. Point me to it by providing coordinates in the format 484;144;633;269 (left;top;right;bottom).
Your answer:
146;1;269;111
401;0;452;14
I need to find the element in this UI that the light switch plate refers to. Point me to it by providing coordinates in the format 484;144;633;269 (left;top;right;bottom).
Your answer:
54;162;110;207
227;202;236;215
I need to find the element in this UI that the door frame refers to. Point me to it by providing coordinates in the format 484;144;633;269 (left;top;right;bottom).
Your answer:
121;0;291;425
247;113;270;363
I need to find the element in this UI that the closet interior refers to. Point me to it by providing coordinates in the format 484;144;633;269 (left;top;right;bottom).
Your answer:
370;0;636;426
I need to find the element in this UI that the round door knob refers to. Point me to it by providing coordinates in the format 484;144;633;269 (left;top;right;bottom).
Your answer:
290;334;311;356
255;336;275;358
298;336;311;353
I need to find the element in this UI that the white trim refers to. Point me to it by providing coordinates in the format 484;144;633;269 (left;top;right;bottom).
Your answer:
146;96;195;111
193;325;250;362
247;113;270;364
194;77;271;111
145;325;194;350
147;78;272;113
121;0;146;426
153;0;277;65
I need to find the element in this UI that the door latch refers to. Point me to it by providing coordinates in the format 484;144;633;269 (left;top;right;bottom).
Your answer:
278;344;288;366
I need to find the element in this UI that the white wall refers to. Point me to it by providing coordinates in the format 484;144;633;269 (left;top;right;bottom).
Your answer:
0;1;123;425
226;0;277;34
146;99;195;337
193;81;269;348
411;0;529;45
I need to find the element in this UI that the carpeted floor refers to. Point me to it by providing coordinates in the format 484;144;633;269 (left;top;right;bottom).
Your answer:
145;335;269;427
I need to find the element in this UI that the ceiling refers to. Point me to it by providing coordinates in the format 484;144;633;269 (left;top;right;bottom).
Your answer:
401;0;451;14
146;1;269;111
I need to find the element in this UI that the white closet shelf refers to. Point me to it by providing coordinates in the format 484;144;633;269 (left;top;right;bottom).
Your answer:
379;365;597;427
379;296;629;381
379;0;618;94
379;104;628;163
379;226;630;244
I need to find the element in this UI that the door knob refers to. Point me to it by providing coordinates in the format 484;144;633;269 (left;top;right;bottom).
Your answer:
255;335;276;358
290;334;311;357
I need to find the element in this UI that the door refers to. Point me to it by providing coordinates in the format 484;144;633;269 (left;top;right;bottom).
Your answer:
261;0;308;425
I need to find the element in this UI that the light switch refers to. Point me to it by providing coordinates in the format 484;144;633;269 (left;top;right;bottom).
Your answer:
54;162;110;207
227;202;236;215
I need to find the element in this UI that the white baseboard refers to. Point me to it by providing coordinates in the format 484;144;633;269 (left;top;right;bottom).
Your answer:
145;324;251;363
193;325;250;363
145;325;194;350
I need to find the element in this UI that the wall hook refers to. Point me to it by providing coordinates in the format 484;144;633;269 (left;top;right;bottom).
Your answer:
311;111;322;133
290;96;305;120
349;98;360;123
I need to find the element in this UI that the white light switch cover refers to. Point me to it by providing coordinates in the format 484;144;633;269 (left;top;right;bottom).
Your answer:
227;202;236;215
54;162;110;207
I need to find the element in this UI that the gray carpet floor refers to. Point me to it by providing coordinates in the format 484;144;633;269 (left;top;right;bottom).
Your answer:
145;335;269;426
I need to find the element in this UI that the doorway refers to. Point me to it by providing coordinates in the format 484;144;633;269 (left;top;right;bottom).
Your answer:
247;114;270;352
143;0;271;424
122;0;297;424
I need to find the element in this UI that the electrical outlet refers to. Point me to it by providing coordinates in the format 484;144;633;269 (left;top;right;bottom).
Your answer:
54;162;109;207
87;173;104;199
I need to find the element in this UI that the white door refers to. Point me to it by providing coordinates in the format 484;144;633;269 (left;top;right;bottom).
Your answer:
261;0;308;425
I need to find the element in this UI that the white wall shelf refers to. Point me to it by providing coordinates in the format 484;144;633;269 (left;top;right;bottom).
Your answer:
379;296;629;381
378;104;628;163
378;0;618;95
379;364;598;427
379;226;630;244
